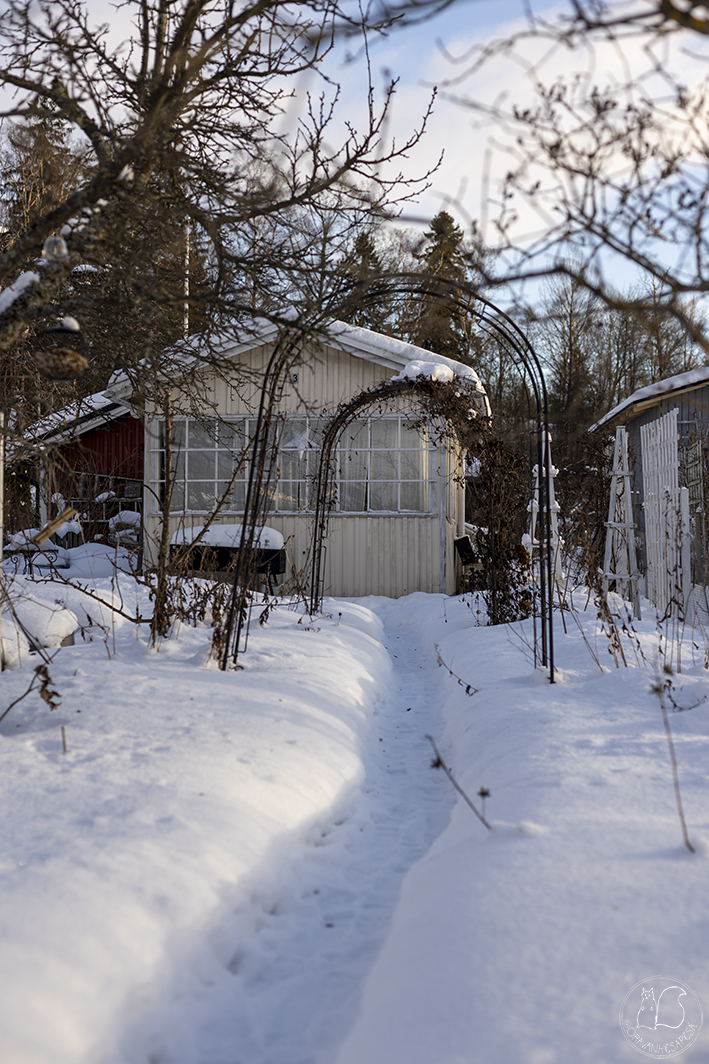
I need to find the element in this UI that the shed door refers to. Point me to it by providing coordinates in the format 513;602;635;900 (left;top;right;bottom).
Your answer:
640;408;679;614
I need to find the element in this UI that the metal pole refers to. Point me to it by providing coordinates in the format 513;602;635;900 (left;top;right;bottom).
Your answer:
183;221;190;340
489;473;497;626
543;430;555;682
0;409;5;670
536;430;548;668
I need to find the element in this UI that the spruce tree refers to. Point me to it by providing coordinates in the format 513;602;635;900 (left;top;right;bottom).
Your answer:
338;231;388;332
409;211;469;361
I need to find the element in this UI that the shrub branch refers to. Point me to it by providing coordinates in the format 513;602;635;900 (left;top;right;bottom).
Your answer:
425;733;492;831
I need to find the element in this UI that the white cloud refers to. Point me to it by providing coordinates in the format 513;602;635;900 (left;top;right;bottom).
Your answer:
325;1;709;251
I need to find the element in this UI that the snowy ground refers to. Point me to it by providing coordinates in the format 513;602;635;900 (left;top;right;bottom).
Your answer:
1;551;709;1063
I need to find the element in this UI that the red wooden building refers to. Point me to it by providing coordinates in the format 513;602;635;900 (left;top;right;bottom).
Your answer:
29;392;144;547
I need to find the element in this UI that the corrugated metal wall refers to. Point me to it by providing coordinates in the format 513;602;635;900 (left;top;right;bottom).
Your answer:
628;386;709;506
202;342;390;414
283;514;444;597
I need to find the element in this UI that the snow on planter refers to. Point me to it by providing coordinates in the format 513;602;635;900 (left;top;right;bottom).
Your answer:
53;519;82;539
170;524;285;551
4;529;42;552
3;530;70;568
107;511;141;533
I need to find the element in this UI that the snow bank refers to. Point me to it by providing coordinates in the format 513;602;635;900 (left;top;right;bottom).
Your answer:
170;523;285;550
1;584;78;662
6;592;78;648
5;583;709;1063
63;544;135;579
0;594;390;1064
0;620;29;668
48;583;134;632
335;594;709;1064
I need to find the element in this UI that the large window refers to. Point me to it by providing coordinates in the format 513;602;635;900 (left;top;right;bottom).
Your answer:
151;415;435;515
151;418;248;513
337;417;432;512
275;417;327;511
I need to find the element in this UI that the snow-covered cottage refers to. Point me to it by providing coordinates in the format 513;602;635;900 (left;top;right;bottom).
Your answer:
593;366;709;614
107;319;490;598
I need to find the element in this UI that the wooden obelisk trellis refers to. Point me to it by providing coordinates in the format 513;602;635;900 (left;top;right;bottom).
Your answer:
603;426;641;618
526;434;564;591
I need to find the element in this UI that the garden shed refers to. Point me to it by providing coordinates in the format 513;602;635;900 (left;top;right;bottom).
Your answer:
592;366;709;614
23;391;144;547
107;319;491;598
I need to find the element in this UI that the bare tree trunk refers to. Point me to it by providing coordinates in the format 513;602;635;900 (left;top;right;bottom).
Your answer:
150;390;174;644
0;409;4;670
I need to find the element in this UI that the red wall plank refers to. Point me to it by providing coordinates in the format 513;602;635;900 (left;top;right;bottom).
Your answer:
56;416;144;480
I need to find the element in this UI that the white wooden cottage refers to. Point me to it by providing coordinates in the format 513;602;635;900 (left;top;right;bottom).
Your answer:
107;319;490;598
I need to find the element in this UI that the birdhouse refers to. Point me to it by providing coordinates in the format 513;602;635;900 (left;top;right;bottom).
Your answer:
34;317;89;381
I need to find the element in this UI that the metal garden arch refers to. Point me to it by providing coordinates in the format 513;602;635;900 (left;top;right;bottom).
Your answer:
221;276;555;682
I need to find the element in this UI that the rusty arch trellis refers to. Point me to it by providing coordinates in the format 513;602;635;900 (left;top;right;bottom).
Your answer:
220;277;554;682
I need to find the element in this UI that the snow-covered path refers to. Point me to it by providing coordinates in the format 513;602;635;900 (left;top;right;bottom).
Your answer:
121;598;454;1064
6;568;709;1064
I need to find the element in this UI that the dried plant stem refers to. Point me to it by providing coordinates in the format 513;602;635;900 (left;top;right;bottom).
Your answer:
0;659;58;725
658;689;695;854
434;645;478;696
567;606;604;672
425;734;492;831
0;671;40;726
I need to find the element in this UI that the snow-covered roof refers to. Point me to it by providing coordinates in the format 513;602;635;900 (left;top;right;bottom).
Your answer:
106;318;491;412
590;365;709;432
24;390;133;447
21;322;491;452
390;353;491;415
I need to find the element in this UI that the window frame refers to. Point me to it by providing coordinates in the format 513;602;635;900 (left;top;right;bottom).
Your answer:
149;414;437;516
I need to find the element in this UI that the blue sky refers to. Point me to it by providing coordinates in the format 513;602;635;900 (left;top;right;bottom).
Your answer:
6;0;708;298
323;0;533;230
0;0;529;234
325;0;709;307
